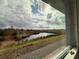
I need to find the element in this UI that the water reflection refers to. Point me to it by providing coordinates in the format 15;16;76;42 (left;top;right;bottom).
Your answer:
26;33;54;41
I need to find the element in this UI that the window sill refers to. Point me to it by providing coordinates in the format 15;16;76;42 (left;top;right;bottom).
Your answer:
43;46;71;59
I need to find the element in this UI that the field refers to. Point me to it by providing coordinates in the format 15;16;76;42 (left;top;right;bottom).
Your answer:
0;29;65;59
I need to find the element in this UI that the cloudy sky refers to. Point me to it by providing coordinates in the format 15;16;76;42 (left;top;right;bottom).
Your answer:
0;0;65;29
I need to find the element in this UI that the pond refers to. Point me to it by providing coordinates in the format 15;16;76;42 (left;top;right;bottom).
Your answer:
24;33;55;41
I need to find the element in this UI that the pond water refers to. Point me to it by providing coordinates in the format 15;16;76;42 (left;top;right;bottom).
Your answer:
18;32;55;44
25;33;54;41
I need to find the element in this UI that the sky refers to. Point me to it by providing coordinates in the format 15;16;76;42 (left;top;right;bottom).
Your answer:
0;0;65;29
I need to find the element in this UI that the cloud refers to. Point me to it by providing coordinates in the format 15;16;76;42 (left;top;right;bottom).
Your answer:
0;0;65;29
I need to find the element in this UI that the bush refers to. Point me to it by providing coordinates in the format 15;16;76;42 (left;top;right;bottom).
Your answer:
12;32;17;36
0;32;4;36
0;36;5;41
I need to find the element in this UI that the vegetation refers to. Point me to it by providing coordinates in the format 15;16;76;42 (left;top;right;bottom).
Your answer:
0;28;65;59
0;28;64;41
0;35;64;59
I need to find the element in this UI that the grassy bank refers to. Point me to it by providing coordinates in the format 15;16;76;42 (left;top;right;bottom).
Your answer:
0;35;64;59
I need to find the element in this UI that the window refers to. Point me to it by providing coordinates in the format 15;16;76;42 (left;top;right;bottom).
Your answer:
0;0;69;59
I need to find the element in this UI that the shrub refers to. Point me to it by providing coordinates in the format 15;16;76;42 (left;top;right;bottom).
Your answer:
0;36;5;41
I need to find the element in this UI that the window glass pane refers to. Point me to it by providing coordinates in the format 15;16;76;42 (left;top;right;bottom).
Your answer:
0;0;66;59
